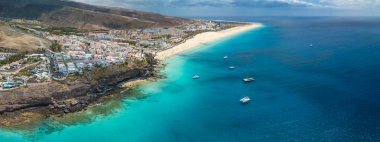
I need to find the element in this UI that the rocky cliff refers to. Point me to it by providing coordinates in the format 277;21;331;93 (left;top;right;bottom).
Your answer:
0;58;157;114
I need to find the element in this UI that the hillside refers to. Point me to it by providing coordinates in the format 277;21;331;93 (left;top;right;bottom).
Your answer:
0;0;190;30
0;21;51;52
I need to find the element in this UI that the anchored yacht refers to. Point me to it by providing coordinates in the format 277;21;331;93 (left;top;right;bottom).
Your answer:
243;77;255;82
192;75;200;79
240;96;251;104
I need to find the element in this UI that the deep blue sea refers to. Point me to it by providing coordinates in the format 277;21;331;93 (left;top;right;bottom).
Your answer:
1;17;380;142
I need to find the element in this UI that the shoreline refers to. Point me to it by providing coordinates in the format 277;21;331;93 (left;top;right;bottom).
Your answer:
0;22;262;131
120;23;263;95
156;23;263;60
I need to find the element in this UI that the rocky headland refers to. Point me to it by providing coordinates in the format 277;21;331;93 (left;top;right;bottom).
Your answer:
0;54;159;128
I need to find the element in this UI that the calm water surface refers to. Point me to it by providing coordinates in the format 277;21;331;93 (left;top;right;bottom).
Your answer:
1;17;380;142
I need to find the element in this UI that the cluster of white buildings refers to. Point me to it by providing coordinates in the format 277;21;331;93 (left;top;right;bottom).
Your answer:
1;20;228;82
45;34;143;76
1;56;49;89
182;21;226;32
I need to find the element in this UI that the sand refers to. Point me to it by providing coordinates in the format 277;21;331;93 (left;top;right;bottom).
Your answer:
156;23;263;60
120;79;150;88
122;23;262;88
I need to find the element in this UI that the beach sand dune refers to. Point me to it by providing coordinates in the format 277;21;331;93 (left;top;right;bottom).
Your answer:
156;23;263;60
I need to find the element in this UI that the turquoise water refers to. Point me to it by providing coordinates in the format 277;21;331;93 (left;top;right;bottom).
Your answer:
1;17;380;141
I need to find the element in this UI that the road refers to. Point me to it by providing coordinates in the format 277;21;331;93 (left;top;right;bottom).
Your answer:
0;61;41;75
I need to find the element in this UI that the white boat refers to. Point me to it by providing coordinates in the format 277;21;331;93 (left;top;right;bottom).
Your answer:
228;66;235;69
240;96;251;104
224;56;228;59
243;77;255;82
309;43;313;47
192;75;200;79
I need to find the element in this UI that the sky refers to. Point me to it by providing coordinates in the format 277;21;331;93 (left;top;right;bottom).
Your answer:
72;0;380;17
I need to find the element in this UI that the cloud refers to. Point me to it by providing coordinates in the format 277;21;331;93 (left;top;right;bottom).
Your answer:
72;0;380;9
320;0;380;9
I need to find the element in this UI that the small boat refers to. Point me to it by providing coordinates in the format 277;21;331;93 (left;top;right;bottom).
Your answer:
240;96;251;104
192;75;200;79
224;56;228;59
243;77;255;82
309;43;313;47
228;66;235;69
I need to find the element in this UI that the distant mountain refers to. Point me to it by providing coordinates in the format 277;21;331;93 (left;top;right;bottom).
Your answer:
0;0;190;30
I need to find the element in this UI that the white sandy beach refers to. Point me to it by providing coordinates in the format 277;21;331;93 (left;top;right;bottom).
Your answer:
121;23;262;88
156;23;263;60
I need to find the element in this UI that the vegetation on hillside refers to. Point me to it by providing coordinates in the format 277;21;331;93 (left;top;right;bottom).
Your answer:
40;27;88;35
50;40;62;52
0;47;18;53
0;53;25;66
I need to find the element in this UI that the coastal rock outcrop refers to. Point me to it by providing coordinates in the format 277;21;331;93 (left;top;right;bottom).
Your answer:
0;61;155;115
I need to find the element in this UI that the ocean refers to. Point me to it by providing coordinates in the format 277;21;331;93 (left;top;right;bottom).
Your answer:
1;17;380;141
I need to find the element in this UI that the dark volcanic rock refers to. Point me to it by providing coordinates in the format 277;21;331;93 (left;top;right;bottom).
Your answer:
0;65;154;114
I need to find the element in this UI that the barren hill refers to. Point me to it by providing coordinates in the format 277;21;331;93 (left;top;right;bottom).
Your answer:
0;0;190;30
0;21;51;52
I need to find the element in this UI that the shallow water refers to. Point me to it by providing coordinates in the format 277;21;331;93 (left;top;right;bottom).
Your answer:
1;17;380;141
